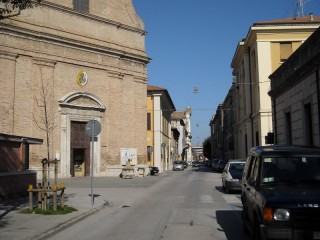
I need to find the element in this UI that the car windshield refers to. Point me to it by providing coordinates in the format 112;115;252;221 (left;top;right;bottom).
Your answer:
261;156;320;184
174;161;182;164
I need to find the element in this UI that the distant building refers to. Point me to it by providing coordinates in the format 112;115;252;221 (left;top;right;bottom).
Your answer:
210;85;236;160
171;111;185;160
182;106;192;163
192;145;203;161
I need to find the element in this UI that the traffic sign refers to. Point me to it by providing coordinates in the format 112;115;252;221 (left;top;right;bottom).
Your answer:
85;120;101;137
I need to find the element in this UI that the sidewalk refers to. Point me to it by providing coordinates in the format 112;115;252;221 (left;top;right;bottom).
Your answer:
0;174;165;240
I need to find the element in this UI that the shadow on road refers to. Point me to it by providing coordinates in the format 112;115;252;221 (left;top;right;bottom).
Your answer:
216;210;250;240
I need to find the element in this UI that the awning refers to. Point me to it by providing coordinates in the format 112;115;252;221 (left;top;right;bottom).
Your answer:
0;133;43;144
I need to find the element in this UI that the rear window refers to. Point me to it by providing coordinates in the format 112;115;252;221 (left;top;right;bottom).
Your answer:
229;163;245;171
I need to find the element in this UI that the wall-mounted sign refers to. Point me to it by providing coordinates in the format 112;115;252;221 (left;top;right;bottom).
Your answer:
120;148;137;166
77;70;88;86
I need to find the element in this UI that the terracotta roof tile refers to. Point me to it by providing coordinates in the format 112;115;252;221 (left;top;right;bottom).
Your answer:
147;85;166;91
254;15;320;25
171;111;185;119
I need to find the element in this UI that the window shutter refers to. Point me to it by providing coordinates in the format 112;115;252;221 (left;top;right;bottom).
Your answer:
280;43;292;62
73;0;89;13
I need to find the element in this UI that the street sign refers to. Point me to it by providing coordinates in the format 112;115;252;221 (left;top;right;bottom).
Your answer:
84;120;101;206
85;120;101;137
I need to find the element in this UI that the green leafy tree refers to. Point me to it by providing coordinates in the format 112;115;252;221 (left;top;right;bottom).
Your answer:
0;0;42;20
202;137;211;160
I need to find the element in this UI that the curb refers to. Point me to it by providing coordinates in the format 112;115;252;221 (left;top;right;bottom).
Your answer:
33;201;110;240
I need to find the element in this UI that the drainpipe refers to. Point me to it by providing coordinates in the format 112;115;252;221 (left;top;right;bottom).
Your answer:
248;47;255;147
316;69;320;144
272;97;277;144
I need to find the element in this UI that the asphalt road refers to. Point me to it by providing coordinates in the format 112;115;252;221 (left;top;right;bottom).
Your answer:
48;167;250;240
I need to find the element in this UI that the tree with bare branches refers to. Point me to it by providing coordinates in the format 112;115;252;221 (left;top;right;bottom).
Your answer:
0;0;42;20
27;67;56;162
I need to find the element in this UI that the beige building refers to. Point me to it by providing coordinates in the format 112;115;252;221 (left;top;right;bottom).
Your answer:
171;111;185;161
0;0;150;177
269;26;320;146
171;109;192;163
231;15;320;158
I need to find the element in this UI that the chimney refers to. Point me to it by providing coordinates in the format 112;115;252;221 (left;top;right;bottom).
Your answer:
310;13;314;21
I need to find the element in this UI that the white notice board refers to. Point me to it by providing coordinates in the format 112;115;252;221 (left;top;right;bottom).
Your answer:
120;148;137;165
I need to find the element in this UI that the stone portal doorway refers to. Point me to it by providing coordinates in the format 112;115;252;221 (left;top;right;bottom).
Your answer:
70;121;90;177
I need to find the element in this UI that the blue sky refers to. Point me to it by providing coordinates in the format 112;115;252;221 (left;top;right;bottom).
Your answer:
132;0;320;145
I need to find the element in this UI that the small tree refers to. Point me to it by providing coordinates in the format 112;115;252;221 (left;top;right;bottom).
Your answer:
27;67;56;161
203;137;211;160
0;0;43;20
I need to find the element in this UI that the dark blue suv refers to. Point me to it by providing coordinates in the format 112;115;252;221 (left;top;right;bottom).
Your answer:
241;145;320;240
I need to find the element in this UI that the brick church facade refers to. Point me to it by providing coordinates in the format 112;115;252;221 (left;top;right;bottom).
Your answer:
0;0;150;177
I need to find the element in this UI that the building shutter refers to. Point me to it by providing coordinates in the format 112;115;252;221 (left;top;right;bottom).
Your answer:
73;0;89;13
280;42;292;62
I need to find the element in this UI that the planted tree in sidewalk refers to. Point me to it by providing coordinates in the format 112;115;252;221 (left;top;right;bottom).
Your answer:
0;0;43;20
26;66;58;211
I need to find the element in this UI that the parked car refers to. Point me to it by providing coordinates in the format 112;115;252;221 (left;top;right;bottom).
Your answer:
222;159;245;193
241;145;320;240
192;161;200;167
149;166;159;176
211;159;218;169
173;161;184;171
212;159;227;172
182;161;188;169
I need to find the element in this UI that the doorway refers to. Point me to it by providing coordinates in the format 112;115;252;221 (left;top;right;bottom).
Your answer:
70;121;90;177
72;148;86;177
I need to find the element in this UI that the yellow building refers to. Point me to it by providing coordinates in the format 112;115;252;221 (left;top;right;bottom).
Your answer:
147;85;175;172
231;15;320;158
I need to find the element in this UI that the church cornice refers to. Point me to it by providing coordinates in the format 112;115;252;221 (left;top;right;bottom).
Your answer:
0;24;151;64
42;1;147;36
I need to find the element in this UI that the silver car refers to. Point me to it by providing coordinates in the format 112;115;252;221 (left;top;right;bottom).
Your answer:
222;159;245;193
173;161;184;171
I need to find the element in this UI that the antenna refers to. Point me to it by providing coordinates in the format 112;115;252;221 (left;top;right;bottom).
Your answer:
296;0;312;17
